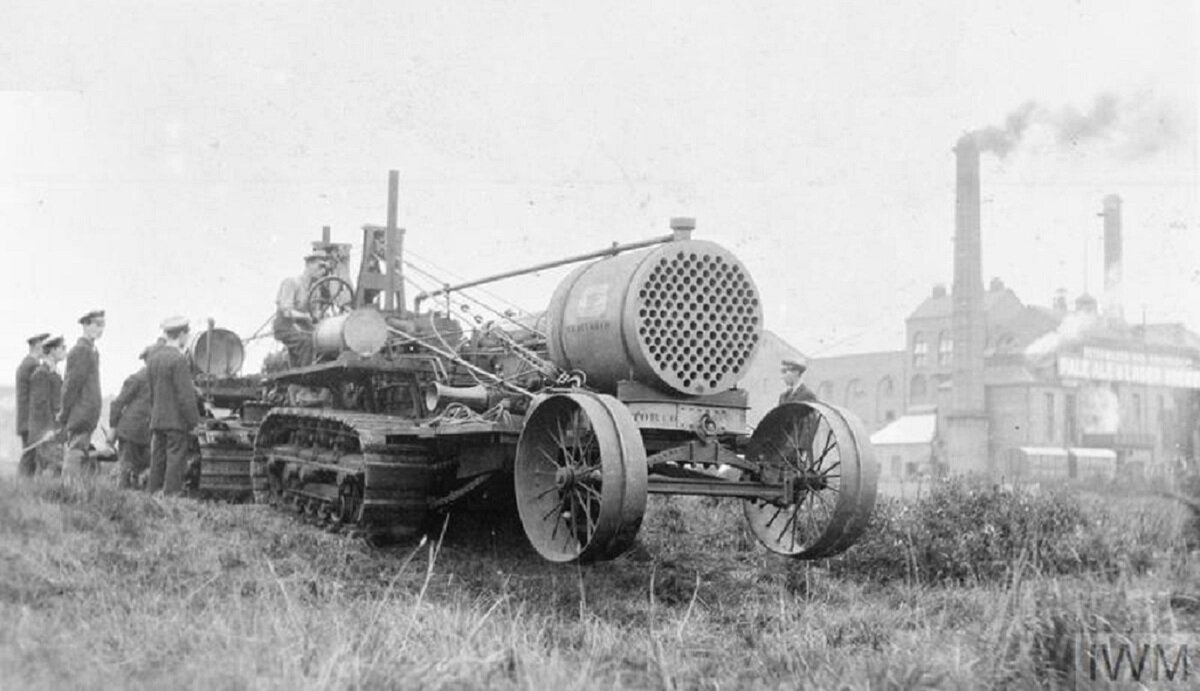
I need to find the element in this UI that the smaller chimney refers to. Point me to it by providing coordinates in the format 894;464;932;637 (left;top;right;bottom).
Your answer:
989;277;1005;292
1100;195;1123;321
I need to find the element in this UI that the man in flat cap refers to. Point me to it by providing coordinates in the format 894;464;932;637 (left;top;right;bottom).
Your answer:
27;336;67;476
146;317;200;496
15;332;49;477
779;359;817;405
273;253;326;367
110;345;155;489
60;310;105;476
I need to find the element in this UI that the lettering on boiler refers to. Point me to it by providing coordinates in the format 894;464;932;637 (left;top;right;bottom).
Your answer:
565;320;613;334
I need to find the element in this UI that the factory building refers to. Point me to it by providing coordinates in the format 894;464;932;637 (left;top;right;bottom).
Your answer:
808;137;1200;484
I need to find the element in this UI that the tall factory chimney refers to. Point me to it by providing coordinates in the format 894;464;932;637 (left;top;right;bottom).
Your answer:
1100;194;1124;322
944;136;991;475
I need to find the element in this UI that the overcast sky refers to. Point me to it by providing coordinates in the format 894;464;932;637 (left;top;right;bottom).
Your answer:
2;1;1196;396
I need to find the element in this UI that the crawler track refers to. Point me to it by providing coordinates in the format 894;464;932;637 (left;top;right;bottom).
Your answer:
252;408;441;541
193;419;257;501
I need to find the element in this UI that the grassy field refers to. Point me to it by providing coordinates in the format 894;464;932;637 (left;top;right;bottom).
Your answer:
0;475;1196;690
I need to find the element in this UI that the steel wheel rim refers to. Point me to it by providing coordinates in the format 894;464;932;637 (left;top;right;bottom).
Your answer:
824;406;880;555
743;402;862;559
514;392;646;563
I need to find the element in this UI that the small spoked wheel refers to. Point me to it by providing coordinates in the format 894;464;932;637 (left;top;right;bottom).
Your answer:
307;276;355;321
743;401;878;559
514;392;647;563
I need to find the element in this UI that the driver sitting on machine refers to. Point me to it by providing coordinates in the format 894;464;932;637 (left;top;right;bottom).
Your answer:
274;252;326;366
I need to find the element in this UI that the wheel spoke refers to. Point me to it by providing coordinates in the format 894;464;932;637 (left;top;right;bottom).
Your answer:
744;402;873;559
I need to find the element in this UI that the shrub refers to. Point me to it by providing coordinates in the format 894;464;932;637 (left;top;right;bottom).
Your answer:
829;477;1182;585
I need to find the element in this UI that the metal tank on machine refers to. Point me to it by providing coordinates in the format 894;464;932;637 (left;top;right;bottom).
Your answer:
197;171;878;565
545;220;762;397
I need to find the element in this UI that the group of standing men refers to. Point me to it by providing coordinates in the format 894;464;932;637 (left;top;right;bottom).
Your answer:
14;312;202;496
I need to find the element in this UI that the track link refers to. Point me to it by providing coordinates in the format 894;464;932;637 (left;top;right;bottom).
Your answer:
253;408;438;541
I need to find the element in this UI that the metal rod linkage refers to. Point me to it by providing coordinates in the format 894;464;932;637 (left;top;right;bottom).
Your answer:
412;234;676;310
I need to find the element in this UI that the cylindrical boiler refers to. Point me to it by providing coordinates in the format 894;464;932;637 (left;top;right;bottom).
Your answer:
189;328;245;376
313;308;389;356
546;238;762;396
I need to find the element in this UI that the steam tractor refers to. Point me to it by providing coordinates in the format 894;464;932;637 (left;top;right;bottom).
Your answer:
210;171;878;563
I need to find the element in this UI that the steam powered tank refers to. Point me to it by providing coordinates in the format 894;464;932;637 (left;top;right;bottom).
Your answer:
237;172;878;562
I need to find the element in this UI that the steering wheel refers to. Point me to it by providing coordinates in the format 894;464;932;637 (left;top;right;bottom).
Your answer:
307;276;355;321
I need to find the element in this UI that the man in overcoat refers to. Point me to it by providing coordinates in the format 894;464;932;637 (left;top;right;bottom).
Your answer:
146;317;200;496
15;332;49;477
27;336;67;476
110;346;154;489
778;359;817;405
60;309;105;476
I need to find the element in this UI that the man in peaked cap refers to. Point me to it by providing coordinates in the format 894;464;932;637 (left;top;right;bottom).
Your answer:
15;332;50;477
779;359;817;405
27;336;67;476
109;345;156;489
273;253;326;367
146;316;200;496
60;310;105;477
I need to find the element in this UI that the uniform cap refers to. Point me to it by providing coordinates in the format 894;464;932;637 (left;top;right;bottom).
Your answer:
42;335;65;352
780;359;807;374
78;309;106;325
160;315;190;332
303;252;328;264
26;332;51;346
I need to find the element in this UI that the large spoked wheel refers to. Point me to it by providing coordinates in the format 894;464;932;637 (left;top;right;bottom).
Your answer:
743;401;878;560
514;392;648;563
307;276;355;321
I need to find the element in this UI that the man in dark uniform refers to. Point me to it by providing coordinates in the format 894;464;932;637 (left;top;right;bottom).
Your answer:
273;253;326;366
779;359;817;405
27;336;66;476
60;310;105;477
109;345;155;489
146;317;200;496
15;332;49;477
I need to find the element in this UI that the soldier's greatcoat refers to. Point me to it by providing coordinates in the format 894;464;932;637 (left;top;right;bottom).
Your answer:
60;337;101;434
778;383;817;406
146;345;199;431
27;363;63;441
110;367;152;445
15;354;38;435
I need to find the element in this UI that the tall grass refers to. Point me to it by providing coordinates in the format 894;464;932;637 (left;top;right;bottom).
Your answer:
0;475;1195;689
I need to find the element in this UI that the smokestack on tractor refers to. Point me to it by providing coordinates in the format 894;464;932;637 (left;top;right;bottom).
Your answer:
1100;194;1123;322
944;135;990;473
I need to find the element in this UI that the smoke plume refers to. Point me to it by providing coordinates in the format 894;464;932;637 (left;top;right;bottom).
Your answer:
965;92;1186;159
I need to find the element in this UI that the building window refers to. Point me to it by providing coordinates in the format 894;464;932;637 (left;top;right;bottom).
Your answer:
890;456;902;478
877;377;895;421
912;333;927;367
845;379;864;404
937;331;953;366
878;376;895;397
1045;392;1056;443
1133;393;1142;430
910;374;927;400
